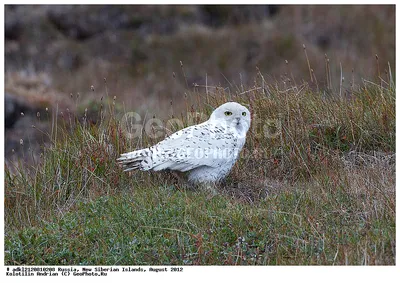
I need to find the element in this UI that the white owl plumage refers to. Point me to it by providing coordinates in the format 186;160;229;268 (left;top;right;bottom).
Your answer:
117;102;251;184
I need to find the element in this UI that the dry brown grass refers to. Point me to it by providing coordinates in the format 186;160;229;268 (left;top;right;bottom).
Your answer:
5;64;395;265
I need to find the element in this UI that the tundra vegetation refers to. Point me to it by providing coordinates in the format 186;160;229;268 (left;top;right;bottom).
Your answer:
4;57;395;264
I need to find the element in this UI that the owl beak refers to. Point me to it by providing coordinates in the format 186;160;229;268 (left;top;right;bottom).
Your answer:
235;117;241;125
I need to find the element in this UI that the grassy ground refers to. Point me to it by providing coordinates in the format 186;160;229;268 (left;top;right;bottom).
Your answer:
4;70;395;265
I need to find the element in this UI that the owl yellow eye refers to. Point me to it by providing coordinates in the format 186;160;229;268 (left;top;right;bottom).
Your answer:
242;112;247;116
224;111;232;116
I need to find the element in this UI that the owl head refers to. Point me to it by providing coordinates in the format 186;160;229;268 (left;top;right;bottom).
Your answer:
209;102;251;136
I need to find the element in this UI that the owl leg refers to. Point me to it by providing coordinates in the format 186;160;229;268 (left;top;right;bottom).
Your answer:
191;182;219;197
205;183;219;198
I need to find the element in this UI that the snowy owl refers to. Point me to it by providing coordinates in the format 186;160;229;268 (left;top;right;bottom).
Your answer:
117;102;251;184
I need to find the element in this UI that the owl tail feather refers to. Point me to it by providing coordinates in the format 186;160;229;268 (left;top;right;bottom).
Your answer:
117;148;153;172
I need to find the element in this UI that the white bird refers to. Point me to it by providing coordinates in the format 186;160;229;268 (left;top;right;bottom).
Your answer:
117;102;251;184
